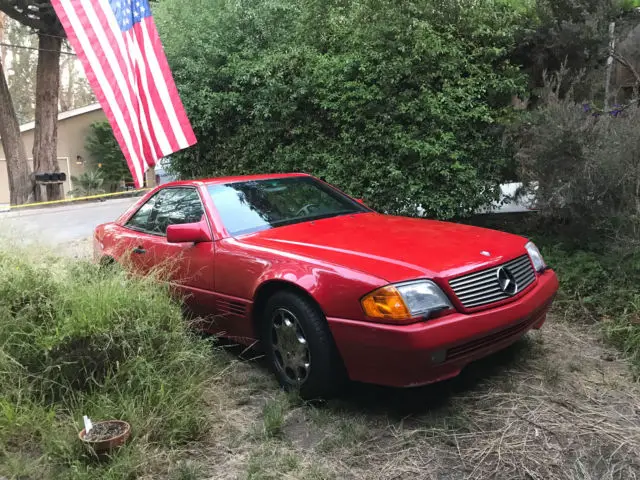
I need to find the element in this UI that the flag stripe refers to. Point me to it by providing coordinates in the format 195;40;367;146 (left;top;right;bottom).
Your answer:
124;31;172;156
82;0;152;171
143;17;197;148
50;0;197;188
127;27;181;154
139;20;191;150
54;1;144;186
94;0;163;163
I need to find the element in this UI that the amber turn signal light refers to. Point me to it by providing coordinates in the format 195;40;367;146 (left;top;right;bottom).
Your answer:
361;285;411;321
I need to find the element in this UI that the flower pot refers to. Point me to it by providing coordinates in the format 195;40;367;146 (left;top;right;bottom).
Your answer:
78;420;131;453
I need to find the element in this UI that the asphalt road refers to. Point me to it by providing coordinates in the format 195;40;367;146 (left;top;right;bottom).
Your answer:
0;197;138;254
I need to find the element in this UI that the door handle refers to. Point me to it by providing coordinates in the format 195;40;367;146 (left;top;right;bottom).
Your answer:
132;246;146;254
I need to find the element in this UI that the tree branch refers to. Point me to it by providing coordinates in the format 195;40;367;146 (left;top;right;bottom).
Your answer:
613;52;640;89
0;0;64;36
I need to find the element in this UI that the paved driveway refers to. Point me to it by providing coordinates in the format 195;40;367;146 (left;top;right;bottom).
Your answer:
0;197;139;256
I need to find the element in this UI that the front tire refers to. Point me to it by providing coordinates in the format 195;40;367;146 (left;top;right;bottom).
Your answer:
261;291;344;399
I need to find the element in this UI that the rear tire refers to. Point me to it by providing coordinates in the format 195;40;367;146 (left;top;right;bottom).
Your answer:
261;290;344;399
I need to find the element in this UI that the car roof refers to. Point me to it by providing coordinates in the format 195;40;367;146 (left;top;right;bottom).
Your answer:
157;172;311;188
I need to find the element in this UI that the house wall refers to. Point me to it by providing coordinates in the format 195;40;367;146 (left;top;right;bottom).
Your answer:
0;108;107;204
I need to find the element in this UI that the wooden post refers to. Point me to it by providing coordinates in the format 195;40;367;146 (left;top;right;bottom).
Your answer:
146;166;157;188
604;21;616;112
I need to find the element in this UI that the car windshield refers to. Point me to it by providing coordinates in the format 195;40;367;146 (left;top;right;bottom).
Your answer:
207;177;369;236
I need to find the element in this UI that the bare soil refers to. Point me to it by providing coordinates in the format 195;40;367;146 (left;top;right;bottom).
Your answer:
83;421;127;443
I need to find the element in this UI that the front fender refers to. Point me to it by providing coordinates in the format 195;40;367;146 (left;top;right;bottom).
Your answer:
215;238;386;321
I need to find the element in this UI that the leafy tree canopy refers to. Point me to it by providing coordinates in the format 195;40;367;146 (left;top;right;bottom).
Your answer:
85;121;132;191
156;0;527;217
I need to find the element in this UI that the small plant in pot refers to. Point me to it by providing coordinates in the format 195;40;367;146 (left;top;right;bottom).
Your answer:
78;416;131;454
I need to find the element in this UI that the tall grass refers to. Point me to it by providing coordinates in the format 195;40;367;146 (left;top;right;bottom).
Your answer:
0;249;216;479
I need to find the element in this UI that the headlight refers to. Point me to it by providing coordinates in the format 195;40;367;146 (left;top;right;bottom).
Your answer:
361;280;452;322
525;241;546;272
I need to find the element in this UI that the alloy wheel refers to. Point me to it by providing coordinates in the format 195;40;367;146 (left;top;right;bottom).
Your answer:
270;307;311;384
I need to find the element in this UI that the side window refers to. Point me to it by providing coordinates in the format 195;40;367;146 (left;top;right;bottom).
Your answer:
126;192;161;232
125;188;205;235
153;188;205;234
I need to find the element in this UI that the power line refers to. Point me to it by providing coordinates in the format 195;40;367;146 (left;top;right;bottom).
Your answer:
34;32;68;41
0;42;76;55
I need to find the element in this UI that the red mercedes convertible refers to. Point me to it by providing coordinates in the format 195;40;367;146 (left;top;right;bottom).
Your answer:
94;174;558;397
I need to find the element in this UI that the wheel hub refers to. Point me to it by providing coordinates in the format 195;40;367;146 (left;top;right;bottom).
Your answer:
271;308;311;384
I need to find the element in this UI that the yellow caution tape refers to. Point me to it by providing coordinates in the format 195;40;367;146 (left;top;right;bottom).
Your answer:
7;188;152;210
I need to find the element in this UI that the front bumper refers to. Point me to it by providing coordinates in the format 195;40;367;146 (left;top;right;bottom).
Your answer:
327;269;559;387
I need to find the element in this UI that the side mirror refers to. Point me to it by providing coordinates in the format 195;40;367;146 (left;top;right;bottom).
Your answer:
166;218;212;244
355;198;365;204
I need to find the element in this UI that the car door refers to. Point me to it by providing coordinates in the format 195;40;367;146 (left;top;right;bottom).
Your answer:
121;187;217;319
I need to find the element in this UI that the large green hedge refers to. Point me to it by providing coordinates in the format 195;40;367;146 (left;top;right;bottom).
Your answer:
156;0;527;217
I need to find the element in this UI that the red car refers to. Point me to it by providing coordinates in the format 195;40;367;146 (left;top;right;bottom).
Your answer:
94;173;558;397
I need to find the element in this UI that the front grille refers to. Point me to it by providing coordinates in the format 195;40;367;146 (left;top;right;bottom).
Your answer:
448;255;536;309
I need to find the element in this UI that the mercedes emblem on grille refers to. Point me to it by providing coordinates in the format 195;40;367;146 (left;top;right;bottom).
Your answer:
496;267;518;295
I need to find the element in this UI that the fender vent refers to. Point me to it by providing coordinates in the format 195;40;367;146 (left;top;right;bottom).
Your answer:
217;299;246;317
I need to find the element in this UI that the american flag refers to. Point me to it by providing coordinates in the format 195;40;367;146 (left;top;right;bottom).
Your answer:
51;0;197;188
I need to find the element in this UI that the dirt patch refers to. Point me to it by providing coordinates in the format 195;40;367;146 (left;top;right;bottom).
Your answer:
161;316;640;480
83;421;127;442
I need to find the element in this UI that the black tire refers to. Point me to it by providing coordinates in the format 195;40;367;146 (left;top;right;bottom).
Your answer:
261;290;345;399
99;256;116;271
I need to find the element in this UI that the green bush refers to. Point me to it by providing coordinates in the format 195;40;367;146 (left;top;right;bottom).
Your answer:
0;251;214;479
85;121;133;192
544;244;640;372
156;0;527;217
510;71;640;250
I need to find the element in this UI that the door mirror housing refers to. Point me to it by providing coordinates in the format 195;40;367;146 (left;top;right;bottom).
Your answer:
166;218;212;244
355;198;365;204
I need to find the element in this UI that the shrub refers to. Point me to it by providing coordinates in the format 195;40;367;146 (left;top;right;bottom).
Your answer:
68;170;106;198
84;121;133;193
155;0;528;218
0;250;214;479
511;72;640;250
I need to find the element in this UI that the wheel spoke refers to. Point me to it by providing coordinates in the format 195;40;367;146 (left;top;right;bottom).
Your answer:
269;307;311;384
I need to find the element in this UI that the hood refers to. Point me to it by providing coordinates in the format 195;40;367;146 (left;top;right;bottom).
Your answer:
237;212;529;283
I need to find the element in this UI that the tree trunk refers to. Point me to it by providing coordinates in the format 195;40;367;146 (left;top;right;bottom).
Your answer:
32;32;62;202
0;54;33;205
0;12;6;65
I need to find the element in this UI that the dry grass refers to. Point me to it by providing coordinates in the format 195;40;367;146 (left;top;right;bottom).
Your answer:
159;317;640;480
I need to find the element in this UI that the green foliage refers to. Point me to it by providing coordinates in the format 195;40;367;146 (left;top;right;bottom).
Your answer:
543;244;640;372
155;0;527;217
69;170;105;197
84;122;132;192
620;0;640;11
260;393;289;439
0;250;214;479
510;72;640;248
5;19;38;124
511;0;617;100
